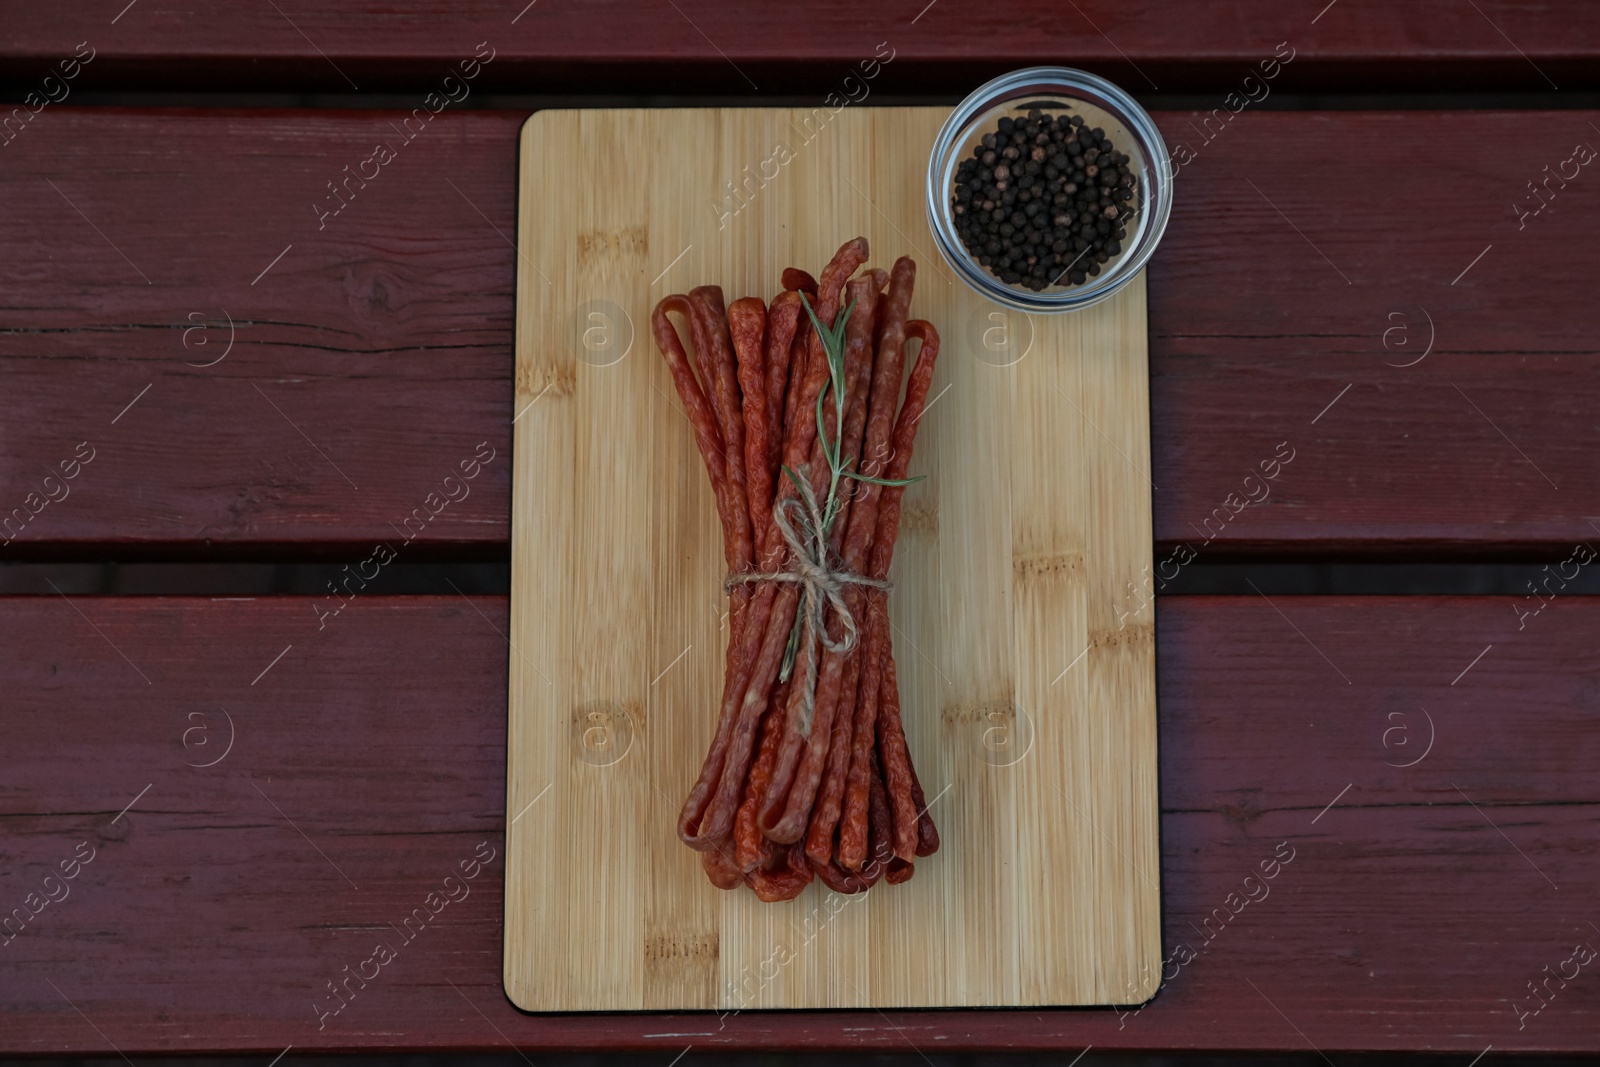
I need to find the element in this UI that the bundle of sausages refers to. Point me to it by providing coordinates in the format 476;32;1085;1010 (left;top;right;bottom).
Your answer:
652;237;942;901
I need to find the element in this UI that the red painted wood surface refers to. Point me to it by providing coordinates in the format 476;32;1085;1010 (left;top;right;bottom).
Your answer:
1148;109;1600;560
0;1;1596;93
0;109;516;559
1;595;1594;1053
2;109;1597;558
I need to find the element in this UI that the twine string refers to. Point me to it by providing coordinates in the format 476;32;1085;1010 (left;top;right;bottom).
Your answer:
725;470;890;735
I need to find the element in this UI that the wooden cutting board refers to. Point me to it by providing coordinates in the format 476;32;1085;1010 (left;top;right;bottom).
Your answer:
507;107;1159;1012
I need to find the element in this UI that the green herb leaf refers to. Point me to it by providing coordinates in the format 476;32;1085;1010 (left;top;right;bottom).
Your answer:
781;464;808;496
843;471;927;487
798;292;861;546
779;608;803;682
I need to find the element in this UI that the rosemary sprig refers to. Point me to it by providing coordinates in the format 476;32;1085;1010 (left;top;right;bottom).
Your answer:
802;292;854;540
797;293;925;530
776;293;925;683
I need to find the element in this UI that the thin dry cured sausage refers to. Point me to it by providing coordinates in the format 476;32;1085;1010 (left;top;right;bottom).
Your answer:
654;238;940;897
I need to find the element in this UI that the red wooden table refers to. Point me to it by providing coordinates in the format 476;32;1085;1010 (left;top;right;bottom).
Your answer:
2;2;1598;1058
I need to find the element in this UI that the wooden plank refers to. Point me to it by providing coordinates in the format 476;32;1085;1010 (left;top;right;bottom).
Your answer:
3;109;1600;557
2;2;1598;93
1148;109;1600;559
506;107;1158;1010
1;595;1595;1052
0;108;519;558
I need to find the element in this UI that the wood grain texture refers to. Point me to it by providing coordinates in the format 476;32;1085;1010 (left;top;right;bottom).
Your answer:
3;1;1599;93
0;596;1595;1051
505;107;1159;1011
3;109;1599;557
0;108;517;558
1147;110;1600;559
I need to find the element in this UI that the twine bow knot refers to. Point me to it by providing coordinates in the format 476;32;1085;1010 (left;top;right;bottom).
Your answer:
726;469;891;735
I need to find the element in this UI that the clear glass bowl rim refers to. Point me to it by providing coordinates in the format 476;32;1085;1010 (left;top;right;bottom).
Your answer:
925;66;1173;313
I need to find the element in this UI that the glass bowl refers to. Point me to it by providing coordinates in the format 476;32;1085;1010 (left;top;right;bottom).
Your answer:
926;66;1172;313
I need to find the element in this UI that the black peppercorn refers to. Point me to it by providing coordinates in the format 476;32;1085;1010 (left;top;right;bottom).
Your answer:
951;109;1139;290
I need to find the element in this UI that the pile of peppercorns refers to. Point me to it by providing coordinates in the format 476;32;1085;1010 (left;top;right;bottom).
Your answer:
951;109;1138;291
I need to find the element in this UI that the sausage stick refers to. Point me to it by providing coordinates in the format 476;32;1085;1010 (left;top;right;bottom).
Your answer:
763;291;803;483
728;297;772;551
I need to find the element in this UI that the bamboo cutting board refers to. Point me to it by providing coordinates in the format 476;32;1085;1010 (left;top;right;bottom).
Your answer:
507;107;1160;1012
